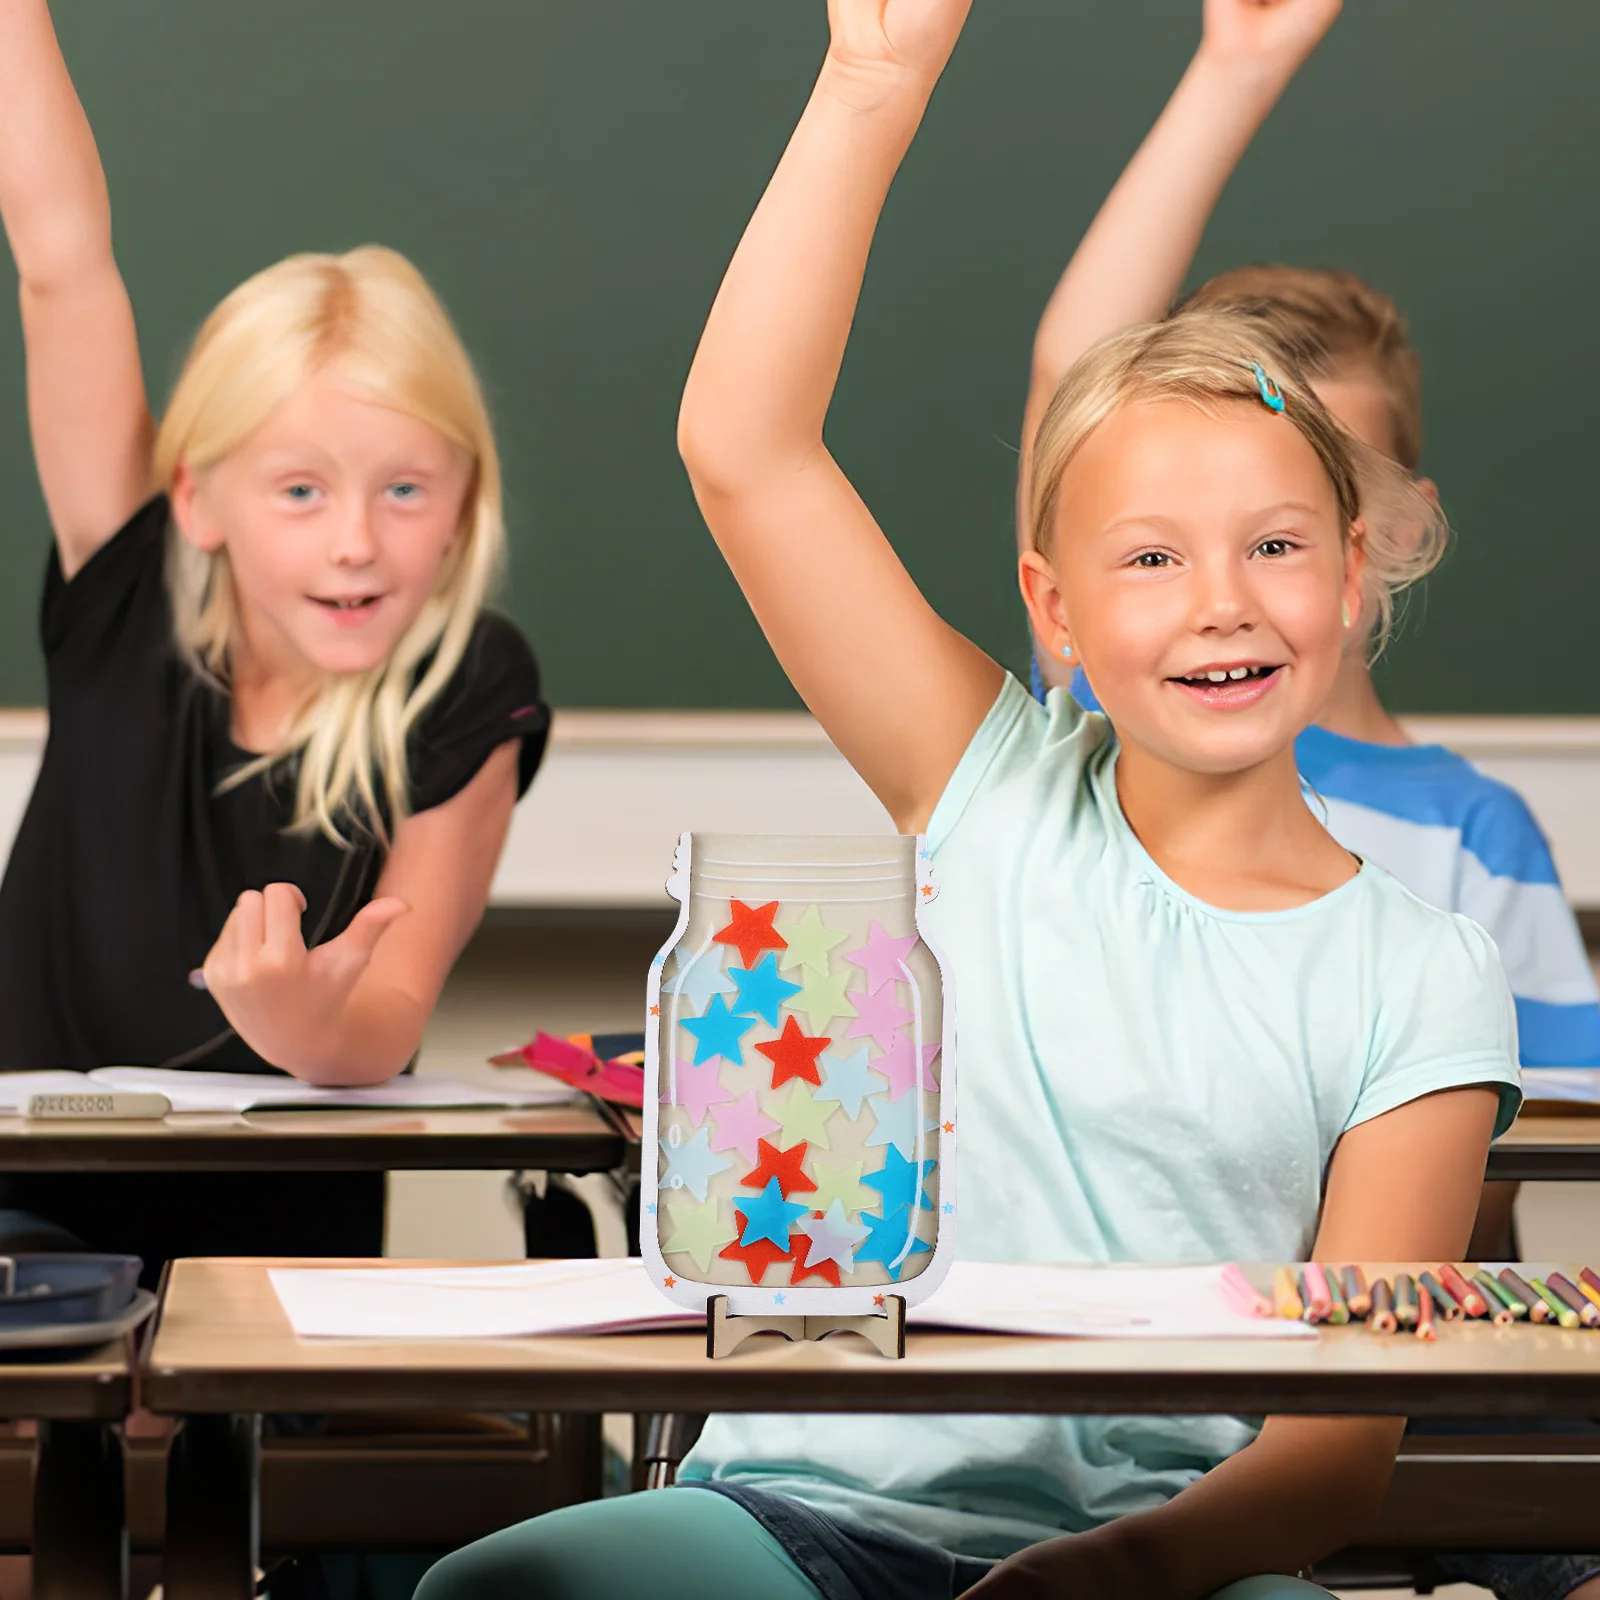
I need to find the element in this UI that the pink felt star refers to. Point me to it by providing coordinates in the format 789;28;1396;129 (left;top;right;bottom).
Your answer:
846;986;914;1050
844;921;918;995
661;1056;735;1127
874;1032;942;1101
708;1090;781;1166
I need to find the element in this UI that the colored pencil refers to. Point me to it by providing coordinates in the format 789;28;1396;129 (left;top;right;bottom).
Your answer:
1576;1268;1600;1314
1415;1283;1438;1342
1272;1266;1304;1320
1301;1263;1332;1324
1531;1278;1579;1330
1419;1271;1463;1321
1474;1270;1520;1326
1438;1263;1489;1318
1341;1266;1371;1319
1220;1263;1271;1319
1394;1274;1418;1329
1321;1264;1350;1325
1368;1277;1397;1335
1499;1268;1545;1323
1546;1274;1600;1330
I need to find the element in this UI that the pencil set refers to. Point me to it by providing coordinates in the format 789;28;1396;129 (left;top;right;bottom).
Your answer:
1254;1265;1600;1338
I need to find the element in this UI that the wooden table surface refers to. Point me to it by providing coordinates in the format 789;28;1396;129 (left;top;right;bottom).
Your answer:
0;1339;131;1418
142;1258;1600;1420
0;1101;625;1174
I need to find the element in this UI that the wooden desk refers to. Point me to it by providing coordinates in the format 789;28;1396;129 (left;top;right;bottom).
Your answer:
0;1340;133;1600
0;1103;624;1175
1489;1113;1600;1182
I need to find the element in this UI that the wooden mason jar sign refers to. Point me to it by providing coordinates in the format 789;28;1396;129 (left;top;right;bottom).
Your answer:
642;833;955;1357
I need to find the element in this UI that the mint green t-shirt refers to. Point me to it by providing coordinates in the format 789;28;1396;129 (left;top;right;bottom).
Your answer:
681;676;1522;1559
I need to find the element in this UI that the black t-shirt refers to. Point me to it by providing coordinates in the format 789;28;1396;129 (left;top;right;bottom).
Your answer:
0;494;549;1074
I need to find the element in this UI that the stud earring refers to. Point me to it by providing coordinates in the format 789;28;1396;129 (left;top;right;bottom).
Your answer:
1060;642;1074;661
1341;602;1353;629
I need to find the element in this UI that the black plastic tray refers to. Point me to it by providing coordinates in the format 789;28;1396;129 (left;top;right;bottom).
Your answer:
0;1254;142;1328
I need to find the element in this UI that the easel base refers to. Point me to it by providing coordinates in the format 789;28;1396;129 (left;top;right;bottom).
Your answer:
706;1294;906;1359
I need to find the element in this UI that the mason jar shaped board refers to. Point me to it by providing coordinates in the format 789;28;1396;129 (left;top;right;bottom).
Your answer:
643;833;956;1317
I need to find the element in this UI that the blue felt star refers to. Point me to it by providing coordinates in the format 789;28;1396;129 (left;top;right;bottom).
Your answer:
658;1126;733;1203
773;1291;787;1307
942;1202;955;1216
815;1044;878;1121
645;1203;658;1216
681;994;757;1066
738;1176;810;1251
864;1093;941;1160
862;1147;936;1216
918;846;932;862
855;1209;932;1280
728;953;802;1026
668;947;738;1014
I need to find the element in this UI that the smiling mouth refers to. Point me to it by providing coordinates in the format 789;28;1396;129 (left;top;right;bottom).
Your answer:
312;595;383;612
1170;665;1281;687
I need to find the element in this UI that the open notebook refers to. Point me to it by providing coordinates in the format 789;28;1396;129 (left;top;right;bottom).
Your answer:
267;1258;1315;1342
0;1066;576;1115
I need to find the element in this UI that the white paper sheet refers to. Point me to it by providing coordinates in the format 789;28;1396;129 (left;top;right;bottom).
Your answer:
85;1066;576;1113
268;1258;1314;1342
1520;1068;1600;1106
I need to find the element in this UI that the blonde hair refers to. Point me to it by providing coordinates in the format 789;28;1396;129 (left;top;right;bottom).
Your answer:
1029;308;1445;658
153;246;504;846
1182;265;1423;471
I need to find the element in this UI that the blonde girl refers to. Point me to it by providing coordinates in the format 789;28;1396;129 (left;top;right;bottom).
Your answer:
417;2;1516;1598
0;0;546;1275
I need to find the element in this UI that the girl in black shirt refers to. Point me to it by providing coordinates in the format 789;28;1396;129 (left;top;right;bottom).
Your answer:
0;0;549;1275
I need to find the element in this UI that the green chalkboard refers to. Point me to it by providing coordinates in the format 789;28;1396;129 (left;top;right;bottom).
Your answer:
0;2;1592;710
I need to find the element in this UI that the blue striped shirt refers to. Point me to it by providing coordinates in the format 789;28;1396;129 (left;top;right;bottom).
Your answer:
1045;660;1600;1069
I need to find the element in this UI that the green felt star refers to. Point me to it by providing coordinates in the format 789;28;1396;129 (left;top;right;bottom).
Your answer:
794;968;856;1034
662;1195;736;1274
776;905;849;976
775;1080;835;1152
809;1159;873;1216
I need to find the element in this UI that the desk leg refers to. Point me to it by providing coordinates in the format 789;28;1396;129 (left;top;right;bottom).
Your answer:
163;1414;260;1600
548;1414;604;1507
33;1420;127;1600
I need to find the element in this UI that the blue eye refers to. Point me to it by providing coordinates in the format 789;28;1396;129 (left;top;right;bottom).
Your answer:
389;482;420;501
285;484;315;502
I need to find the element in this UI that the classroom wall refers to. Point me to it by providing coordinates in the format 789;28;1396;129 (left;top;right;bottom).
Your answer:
0;3;1594;711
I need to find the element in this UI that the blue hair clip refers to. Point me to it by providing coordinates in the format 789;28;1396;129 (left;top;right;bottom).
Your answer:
1253;364;1286;415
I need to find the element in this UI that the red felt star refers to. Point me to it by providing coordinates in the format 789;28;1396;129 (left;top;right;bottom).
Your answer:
788;1243;841;1287
942;1120;955;1134
755;1016;830;1089
920;884;934;898
663;1276;676;1289
742;1137;818;1200
713;900;787;971
719;1209;793;1285
649;1004;661;1017
872;1293;886;1307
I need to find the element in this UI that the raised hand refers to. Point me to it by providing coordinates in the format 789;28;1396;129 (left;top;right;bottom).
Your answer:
824;0;974;95
1200;0;1343;81
200;884;411;1077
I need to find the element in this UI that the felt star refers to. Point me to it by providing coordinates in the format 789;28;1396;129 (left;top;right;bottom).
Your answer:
844;921;917;995
845;986;914;1050
815;1044;878;1120
645;1203;658;1216
809;1159;874;1216
918;846;932;862
661;1056;735;1127
720;1209;792;1285
662;1196;736;1273
681;994;757;1067
862;1146;936;1215
794;968;856;1034
942;1202;955;1215
708;1089;781;1166
658;1125;733;1203
773;1291;788;1306
787;1245;841;1288
755;1016;830;1089
664;1276;676;1288
873;1293;887;1308
713;900;787;971
775;905;849;976
797;1199;870;1273
774;1080;835;1152
854;1208;932;1280
864;1093;941;1161
728;953;802;1026
741;1137;818;1200
874;1032;942;1101
738;1176;811;1250
668;947;738;1014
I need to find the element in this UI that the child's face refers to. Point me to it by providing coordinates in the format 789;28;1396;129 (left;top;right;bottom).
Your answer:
174;370;472;683
1309;371;1398;461
1022;398;1363;778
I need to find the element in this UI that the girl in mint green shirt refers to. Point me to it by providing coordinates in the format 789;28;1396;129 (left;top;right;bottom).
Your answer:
417;2;1517;1596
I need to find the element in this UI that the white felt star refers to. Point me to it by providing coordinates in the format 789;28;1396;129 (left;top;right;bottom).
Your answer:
798;1199;870;1273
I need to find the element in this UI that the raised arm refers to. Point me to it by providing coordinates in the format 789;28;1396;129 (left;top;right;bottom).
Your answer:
677;0;1002;834
1021;0;1341;686
0;0;152;576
